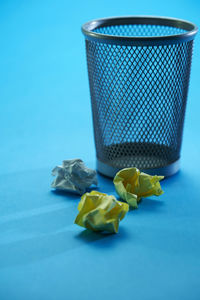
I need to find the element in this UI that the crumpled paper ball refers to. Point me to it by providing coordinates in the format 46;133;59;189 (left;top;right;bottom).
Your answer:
113;167;164;208
74;191;129;233
51;159;98;194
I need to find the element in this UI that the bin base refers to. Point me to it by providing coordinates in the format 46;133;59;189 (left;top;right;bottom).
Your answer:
97;158;180;178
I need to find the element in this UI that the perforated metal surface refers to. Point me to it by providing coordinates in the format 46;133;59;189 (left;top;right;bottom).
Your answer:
93;24;187;36
83;17;197;176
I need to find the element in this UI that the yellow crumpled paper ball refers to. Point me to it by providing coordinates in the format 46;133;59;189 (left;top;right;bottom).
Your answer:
74;191;129;233
113;167;164;208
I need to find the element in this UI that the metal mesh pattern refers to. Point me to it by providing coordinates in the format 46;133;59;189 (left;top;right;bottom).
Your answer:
93;24;187;37
85;22;194;171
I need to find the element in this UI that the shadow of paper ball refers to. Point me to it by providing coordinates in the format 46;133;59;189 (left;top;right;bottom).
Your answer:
75;226;129;248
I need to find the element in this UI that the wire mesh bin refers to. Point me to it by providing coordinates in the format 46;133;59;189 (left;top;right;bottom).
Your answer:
82;16;198;177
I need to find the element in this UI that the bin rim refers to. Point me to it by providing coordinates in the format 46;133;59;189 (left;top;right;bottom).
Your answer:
82;16;198;46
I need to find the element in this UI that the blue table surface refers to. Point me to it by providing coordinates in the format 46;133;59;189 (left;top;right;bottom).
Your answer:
0;1;200;299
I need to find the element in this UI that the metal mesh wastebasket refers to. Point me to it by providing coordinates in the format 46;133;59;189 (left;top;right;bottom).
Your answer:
82;16;198;177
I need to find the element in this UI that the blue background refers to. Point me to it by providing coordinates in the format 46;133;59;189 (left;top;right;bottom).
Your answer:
0;0;200;299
